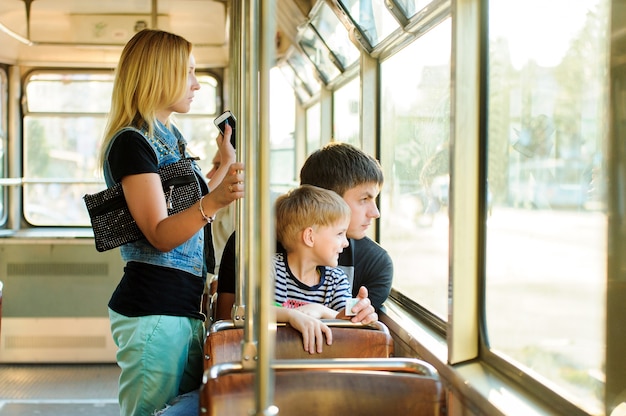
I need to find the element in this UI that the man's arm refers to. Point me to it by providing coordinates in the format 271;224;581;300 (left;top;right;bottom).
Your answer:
215;231;236;320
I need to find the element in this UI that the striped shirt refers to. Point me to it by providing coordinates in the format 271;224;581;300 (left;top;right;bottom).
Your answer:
273;252;350;312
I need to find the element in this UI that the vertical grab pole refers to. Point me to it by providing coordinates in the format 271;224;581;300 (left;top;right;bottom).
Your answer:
256;0;277;413
240;0;257;371
236;0;277;413
231;0;246;325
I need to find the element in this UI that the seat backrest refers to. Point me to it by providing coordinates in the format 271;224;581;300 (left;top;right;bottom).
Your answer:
200;358;445;416
204;321;394;370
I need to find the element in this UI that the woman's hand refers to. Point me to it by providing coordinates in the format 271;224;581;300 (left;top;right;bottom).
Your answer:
206;124;237;192
206;162;244;209
216;123;236;167
336;286;378;324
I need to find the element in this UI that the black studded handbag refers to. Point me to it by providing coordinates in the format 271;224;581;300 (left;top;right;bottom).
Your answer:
83;157;202;252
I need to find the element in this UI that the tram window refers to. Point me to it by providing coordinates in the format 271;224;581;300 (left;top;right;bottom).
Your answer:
393;0;436;19
310;2;360;70
22;70;220;226
280;50;320;103
379;19;451;321
333;77;360;147
306;103;321;156
0;67;7;226
25;72;113;113
299;25;342;83
286;51;321;97
485;1;608;413
337;0;399;48
23;71;113;226
278;62;311;103
269;67;297;193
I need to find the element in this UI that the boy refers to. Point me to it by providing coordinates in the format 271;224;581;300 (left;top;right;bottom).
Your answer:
273;184;377;355
274;185;354;317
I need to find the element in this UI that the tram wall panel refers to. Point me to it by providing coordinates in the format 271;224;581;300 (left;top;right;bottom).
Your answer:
0;242;123;363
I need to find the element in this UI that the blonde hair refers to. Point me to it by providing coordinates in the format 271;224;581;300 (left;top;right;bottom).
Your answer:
275;185;351;252
99;29;192;166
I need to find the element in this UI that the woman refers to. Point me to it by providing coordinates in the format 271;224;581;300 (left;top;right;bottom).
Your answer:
99;29;244;416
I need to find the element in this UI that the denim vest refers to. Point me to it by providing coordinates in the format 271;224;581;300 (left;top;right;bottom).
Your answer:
103;121;206;277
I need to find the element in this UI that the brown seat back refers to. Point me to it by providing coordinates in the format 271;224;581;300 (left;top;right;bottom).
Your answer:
204;320;394;370
200;358;444;416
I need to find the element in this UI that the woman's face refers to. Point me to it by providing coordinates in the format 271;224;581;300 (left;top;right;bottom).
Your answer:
165;53;201;117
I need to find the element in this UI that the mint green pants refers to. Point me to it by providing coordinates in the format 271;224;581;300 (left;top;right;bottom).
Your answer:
109;309;205;416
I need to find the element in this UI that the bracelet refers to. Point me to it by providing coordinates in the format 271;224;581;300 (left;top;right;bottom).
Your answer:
198;195;215;223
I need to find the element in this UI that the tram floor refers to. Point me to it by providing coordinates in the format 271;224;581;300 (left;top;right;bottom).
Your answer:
0;363;120;415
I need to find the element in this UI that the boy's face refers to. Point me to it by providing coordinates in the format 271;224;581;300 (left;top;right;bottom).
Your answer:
341;182;381;240
311;219;350;267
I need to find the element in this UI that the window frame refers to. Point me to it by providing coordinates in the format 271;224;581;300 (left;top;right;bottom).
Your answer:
20;68;222;228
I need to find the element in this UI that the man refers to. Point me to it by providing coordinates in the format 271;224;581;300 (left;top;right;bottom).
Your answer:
215;142;393;319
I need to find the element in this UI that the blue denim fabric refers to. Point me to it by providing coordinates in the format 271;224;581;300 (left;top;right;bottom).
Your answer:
109;309;205;416
103;121;205;277
155;389;200;416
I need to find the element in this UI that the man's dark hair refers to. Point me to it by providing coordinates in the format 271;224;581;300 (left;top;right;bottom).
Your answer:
300;142;384;196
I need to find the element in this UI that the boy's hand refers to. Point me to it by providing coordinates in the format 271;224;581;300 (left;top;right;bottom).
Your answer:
287;309;333;354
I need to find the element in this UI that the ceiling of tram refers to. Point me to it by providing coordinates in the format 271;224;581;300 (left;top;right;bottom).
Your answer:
0;0;314;66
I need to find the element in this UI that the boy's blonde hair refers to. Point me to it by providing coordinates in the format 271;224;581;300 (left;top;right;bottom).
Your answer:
275;185;351;252
99;29;192;166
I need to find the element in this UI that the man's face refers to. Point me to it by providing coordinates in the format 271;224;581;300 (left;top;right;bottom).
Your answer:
342;182;381;240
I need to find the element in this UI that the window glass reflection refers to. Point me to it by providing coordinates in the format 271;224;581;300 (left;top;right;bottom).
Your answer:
338;0;398;47
287;52;320;97
394;0;435;18
299;25;341;83
311;2;360;69
379;19;451;319
280;51;321;102
486;1;608;412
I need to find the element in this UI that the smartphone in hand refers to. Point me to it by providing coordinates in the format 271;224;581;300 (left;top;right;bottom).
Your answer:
214;110;237;149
